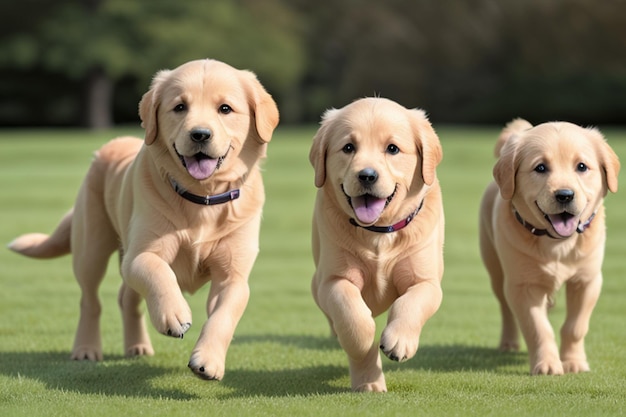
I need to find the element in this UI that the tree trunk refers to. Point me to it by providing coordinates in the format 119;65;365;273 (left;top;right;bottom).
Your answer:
84;66;113;129
82;0;111;129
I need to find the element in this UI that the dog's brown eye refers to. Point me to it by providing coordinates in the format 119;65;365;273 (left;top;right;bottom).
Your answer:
342;143;355;154
386;144;400;155
577;163;588;172
219;104;232;114
534;163;547;173
173;103;187;113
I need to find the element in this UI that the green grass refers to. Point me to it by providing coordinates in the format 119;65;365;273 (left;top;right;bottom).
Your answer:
1;125;625;416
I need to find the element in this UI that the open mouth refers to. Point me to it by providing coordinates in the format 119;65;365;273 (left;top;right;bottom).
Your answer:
537;202;581;238
343;185;397;225
174;145;230;180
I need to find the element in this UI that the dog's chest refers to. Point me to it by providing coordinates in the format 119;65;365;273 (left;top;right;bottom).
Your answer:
169;239;224;293
512;235;602;289
540;260;578;284
353;255;401;315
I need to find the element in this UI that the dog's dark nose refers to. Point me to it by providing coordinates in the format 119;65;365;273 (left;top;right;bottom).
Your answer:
555;189;575;204
190;128;212;143
358;168;378;186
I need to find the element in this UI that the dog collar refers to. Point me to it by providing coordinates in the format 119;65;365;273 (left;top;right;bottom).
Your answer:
169;177;240;206
349;199;424;233
513;209;596;239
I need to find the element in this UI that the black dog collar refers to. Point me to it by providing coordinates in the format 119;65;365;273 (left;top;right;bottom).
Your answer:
169;177;240;206
349;199;424;233
513;209;596;239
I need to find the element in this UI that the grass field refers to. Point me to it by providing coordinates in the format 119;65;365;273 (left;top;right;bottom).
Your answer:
1;125;625;416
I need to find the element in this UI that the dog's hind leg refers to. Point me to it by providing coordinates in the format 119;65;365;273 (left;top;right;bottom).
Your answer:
118;282;154;357
479;201;519;352
69;180;118;361
486;255;519;352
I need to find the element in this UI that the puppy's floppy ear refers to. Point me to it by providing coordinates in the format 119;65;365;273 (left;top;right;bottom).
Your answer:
309;108;339;188
587;127;620;193
409;109;442;186
492;120;532;200
495;118;532;157
242;70;280;144
138;69;171;146
493;135;521;200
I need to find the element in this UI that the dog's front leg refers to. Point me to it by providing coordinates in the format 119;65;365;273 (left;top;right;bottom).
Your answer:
122;251;192;338
505;283;563;375
380;279;442;363
559;275;601;373
188;276;250;381
317;278;386;392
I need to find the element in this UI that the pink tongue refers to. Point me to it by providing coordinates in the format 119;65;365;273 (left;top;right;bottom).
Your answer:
352;195;386;224
184;155;218;180
548;213;579;237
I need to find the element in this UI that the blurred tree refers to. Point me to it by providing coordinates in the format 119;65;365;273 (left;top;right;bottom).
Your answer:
491;0;626;124
0;0;304;127
1;0;626;126
293;0;626;125
292;0;505;120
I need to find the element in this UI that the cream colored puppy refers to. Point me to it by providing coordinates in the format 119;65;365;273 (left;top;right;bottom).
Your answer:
310;98;444;392
480;119;619;375
9;59;279;381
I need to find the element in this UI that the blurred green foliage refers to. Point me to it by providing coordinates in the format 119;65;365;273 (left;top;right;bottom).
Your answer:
1;0;625;127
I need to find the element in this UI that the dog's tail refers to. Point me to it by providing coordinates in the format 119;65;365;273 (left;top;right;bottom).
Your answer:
8;210;72;258
494;118;533;157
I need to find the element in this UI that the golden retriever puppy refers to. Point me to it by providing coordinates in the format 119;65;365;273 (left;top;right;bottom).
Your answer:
9;59;279;381
480;119;619;375
309;98;444;392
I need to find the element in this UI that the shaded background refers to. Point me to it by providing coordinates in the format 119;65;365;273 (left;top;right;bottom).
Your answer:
1;0;625;128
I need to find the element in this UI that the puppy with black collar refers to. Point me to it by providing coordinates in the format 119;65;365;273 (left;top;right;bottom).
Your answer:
480;118;619;375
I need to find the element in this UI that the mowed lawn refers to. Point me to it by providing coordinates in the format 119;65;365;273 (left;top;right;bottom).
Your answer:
0;125;625;417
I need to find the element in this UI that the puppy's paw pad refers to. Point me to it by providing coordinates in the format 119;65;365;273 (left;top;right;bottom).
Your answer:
125;344;155;357
188;360;224;381
71;346;103;361
165;322;191;338
498;341;520;352
532;360;564;375
354;382;387;393
379;323;419;363
379;344;406;362
562;360;590;374
146;297;192;337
